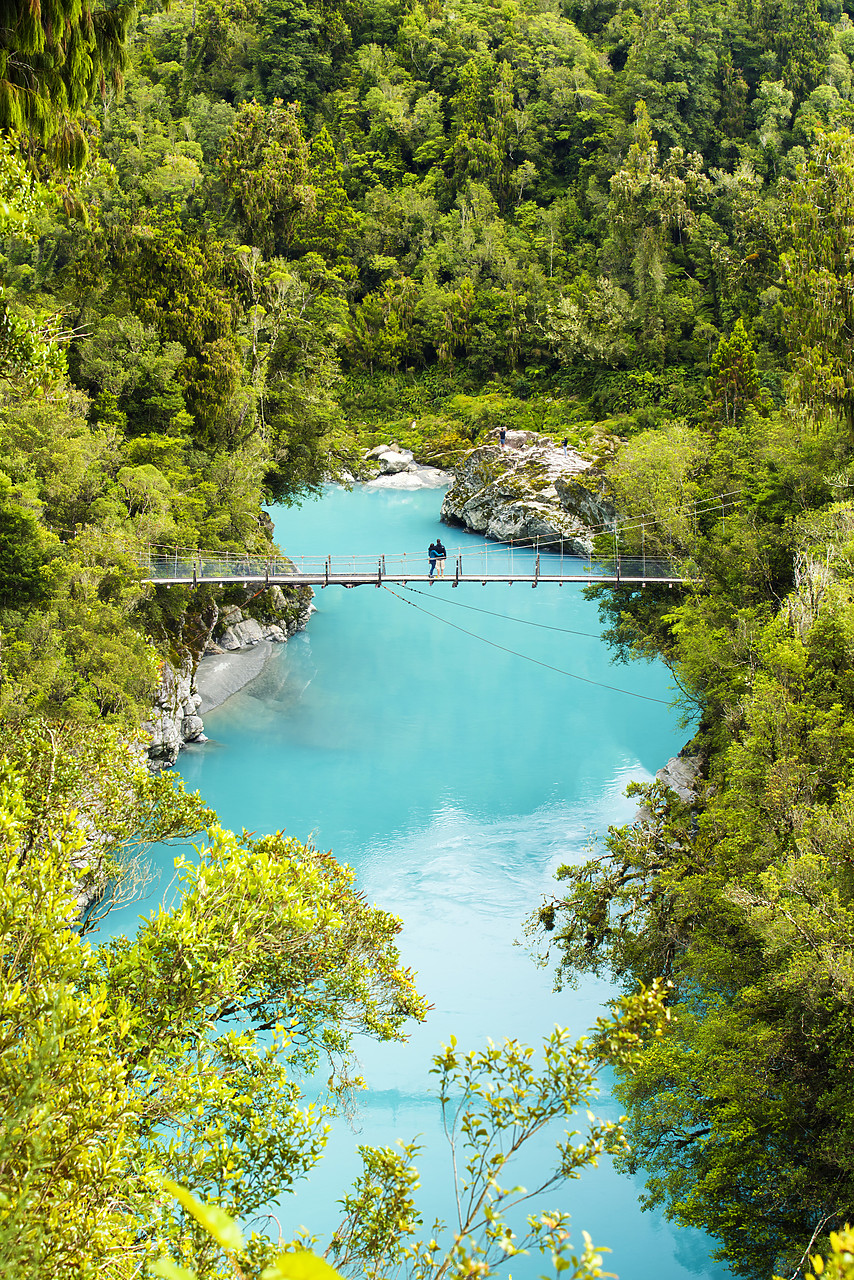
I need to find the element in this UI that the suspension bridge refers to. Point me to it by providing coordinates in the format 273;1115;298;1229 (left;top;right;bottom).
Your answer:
139;489;743;590
141;542;696;589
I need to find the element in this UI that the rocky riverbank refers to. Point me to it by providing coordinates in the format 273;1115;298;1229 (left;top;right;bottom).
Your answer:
632;749;704;828
144;444;445;769
363;443;450;489
441;432;614;550
145;584;313;767
143;433;608;766
656;752;703;802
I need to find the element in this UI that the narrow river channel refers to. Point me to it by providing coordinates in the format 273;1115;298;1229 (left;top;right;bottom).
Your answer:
111;483;724;1280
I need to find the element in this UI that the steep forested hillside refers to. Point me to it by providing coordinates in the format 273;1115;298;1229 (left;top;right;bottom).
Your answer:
4;0;854;1274
3;0;853;722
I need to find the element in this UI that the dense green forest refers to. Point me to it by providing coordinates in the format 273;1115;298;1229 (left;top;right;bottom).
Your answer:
4;0;854;1273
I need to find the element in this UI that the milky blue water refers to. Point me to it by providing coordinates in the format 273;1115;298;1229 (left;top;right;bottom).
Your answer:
109;483;723;1280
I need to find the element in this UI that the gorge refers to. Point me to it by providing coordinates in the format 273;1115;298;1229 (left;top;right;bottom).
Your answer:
5;0;854;1270
114;480;715;1280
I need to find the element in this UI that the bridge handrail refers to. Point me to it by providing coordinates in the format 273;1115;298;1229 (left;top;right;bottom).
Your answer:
141;543;696;585
139;485;740;580
143;543;297;572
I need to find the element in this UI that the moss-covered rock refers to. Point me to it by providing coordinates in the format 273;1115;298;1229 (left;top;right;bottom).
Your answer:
441;441;614;551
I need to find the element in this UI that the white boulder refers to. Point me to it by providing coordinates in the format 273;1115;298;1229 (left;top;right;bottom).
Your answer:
656;755;703;804
182;714;205;741
375;448;416;475
220;618;266;650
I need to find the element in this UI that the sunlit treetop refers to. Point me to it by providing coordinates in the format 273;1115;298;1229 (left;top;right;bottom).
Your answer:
0;0;134;166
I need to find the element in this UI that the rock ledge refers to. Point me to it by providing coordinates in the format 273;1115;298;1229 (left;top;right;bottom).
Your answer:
144;586;313;767
441;437;614;550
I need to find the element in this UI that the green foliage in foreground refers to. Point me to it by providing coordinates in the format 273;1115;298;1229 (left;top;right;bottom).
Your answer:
805;1228;854;1280
7;0;854;1269
0;729;670;1280
0;731;423;1278
149;1005;657;1280
532;318;854;1274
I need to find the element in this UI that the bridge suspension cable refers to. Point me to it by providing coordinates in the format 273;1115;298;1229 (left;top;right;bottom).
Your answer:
397;583;607;640
381;585;671;705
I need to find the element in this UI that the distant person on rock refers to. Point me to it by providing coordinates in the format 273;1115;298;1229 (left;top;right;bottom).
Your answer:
561;437;568;457
428;542;439;579
435;538;447;576
499;426;506;447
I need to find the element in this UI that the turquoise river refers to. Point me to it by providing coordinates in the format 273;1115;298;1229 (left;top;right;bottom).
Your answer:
111;483;725;1280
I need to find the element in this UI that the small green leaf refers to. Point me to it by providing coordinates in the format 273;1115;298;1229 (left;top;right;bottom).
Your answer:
149;1258;198;1280
261;1249;347;1280
161;1178;245;1252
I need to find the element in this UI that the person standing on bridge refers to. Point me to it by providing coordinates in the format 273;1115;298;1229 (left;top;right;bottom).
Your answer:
435;538;447;577
428;542;439;579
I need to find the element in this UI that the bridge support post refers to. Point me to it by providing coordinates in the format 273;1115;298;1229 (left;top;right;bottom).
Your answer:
453;556;460;587
325;557;329;588
532;553;539;588
376;557;382;587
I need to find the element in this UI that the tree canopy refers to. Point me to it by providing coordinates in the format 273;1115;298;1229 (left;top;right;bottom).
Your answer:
5;0;854;1271
0;727;671;1279
0;0;133;165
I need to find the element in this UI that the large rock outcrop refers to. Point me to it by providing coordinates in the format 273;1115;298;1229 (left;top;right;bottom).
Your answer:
144;658;203;764
441;436;614;551
656;754;703;804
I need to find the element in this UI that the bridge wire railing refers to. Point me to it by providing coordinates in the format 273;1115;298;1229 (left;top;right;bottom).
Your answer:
141;544;689;584
141;489;741;584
